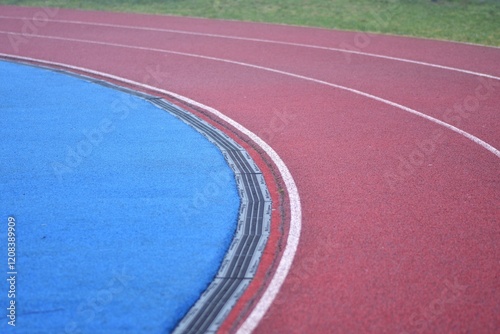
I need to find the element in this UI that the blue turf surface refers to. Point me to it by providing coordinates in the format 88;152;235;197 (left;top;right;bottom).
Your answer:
0;61;240;333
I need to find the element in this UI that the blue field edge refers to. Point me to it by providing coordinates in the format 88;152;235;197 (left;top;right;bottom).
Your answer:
1;58;272;333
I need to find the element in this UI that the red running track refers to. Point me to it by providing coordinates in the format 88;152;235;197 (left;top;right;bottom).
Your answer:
1;6;499;333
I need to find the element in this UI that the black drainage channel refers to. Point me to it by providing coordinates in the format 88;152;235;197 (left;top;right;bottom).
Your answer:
6;59;271;334
150;99;271;334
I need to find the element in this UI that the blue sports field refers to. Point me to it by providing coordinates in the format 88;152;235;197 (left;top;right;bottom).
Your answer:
0;60;240;333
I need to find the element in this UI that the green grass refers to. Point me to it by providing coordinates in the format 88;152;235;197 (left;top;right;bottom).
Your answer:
1;0;499;46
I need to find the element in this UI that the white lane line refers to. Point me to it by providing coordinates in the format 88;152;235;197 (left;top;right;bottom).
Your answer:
1;31;499;159
0;52;302;334
0;15;499;81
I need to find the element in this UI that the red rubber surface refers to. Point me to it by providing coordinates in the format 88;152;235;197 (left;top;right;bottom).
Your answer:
1;6;499;333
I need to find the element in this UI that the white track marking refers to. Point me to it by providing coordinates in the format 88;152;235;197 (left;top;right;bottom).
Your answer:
0;15;499;81
1;31;499;158
0;52;302;334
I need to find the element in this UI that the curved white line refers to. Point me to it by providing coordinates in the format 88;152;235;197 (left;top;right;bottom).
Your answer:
0;15;499;81
0;53;302;333
1;31;499;159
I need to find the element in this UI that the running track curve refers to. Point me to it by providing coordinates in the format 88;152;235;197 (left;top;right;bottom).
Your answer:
1;6;499;334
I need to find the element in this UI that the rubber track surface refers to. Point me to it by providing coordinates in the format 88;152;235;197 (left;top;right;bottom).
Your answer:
0;6;499;334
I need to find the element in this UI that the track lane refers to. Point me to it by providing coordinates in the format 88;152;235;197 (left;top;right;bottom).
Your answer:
1;6;499;334
0;28;498;154
1;15;500;82
0;7;499;77
0;14;499;148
